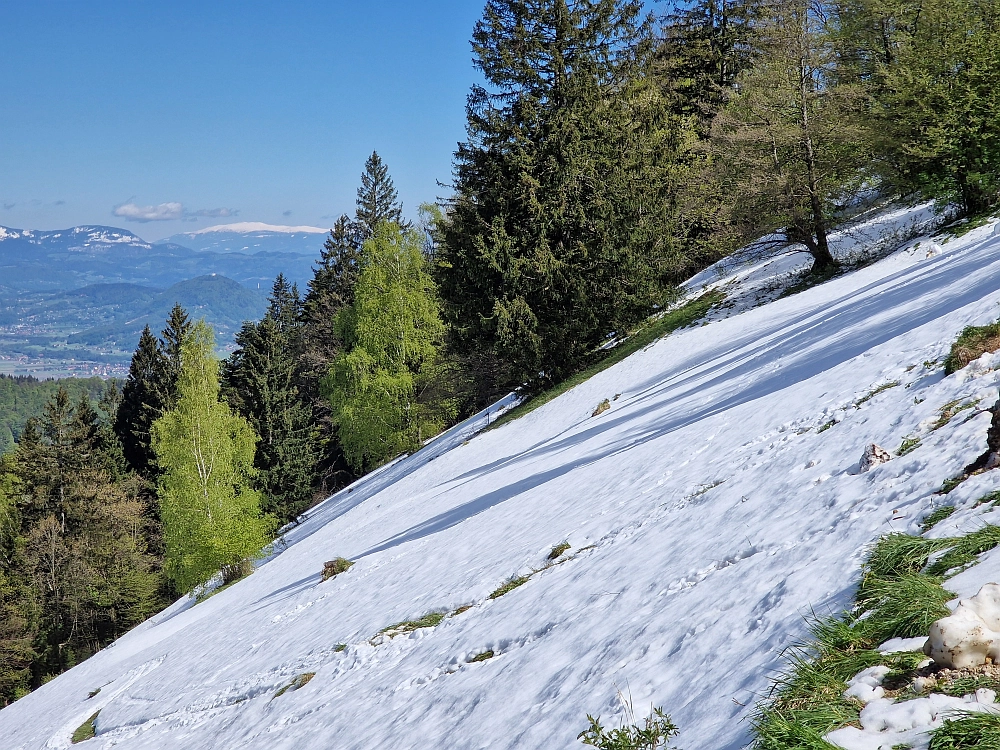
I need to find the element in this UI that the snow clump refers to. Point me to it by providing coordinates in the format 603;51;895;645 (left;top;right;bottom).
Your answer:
924;582;1000;669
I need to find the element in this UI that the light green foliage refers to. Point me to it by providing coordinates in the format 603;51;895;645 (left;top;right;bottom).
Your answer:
579;706;680;750
323;222;452;471
152;321;275;593
921;505;955;531
489;575;530;599
380;611;445;636
897;436;921;457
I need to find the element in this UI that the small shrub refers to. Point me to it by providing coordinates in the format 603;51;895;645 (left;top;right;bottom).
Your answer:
274;672;315;698
929;712;1000;748
380;612;445;636
945;321;1000;374
71;711;100;744
489;575;530;599
469;650;495;663
592;399;611;417
548;542;571;560
579;706;679;750
898;436;921;457
322;557;353;581
921;506;956;532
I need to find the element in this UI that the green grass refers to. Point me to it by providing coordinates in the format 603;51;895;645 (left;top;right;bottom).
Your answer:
489;576;530;600
855;572;953;642
945;322;1000;375
274;672;315;698
548;542;571;560
380;612;446;636
856;381;901;408
491;291;723;429
898;436;922;457
925;524;1000;577
932;399;978;430
71;711;100;744
817;420;837;433
469;650;495;663
975;491;1000;508
929;712;1000;748
334;643;346;653
940;476;968;495
921;505;956;532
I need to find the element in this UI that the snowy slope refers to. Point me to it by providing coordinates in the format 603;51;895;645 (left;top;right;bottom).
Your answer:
7;211;1000;749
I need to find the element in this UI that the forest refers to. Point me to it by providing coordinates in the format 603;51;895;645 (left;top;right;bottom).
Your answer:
2;0;999;705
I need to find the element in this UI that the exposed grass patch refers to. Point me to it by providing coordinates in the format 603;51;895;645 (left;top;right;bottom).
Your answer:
817;420;837;433
380;611;446;636
945;322;1000;375
548;542;571;560
932;399;978;430
856;381;901;408
489;575;530;600
940;476;967;495
469;650;495;663
898;436;922;457
922;505;957;532
86;687;101;699
925;524;1000;577
975;490;1000;508
491;291;723;429
322;557;354;581
592;399;611;417
452;605;473;616
334;643;346;653
274;672;315;698
929;712;1000;748
71;711;100;744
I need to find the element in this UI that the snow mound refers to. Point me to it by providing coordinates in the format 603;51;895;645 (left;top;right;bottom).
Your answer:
925;583;1000;668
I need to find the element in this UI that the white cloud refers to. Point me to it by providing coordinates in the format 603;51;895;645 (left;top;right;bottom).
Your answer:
113;202;184;222
112;202;239;223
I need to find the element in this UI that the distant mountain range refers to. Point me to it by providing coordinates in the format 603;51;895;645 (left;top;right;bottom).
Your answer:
0;223;331;376
0;223;326;291
159;222;330;255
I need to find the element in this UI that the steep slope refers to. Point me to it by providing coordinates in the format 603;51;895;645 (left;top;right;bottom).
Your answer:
5;214;1000;749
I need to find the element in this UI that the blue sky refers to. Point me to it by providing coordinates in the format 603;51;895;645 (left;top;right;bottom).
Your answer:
0;1;489;240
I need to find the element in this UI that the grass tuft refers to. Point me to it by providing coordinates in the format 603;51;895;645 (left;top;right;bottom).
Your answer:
489;576;530;599
945;321;1000;375
334;643;346;653
932;400;978;430
856;381;901;408
469;650;495;663
898;436;922;457
548;542;571;560
322;557;353;581
491;291;722;429
922;505;957;532
929;712;1000;748
817;420;836;433
855;572;953;642
71;711;100;744
274;672;315;698
592;399;611;417
380;612;445;636
925;524;1000;577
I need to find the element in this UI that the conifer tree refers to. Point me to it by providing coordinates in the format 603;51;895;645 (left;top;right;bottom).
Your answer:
355;151;407;238
323;223;452;471
438;0;697;395
153;321;275;593
711;0;869;271
223;277;320;524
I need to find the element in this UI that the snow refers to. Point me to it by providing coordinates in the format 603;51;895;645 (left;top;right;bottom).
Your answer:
6;206;1000;749
185;222;329;235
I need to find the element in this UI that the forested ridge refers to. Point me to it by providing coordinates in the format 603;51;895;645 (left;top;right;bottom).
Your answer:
3;0;1000;707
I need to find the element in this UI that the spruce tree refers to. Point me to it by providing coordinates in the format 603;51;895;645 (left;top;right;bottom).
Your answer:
223;277;320;524
355;151;407;238
323;223;452;471
153;321;275;593
438;0;696;395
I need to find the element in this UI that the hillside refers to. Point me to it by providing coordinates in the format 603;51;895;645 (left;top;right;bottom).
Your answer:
5;208;1000;749
0;375;107;454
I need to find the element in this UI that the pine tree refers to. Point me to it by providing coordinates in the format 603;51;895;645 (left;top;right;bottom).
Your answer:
323;224;452;471
223;277;321;525
159;303;191;404
355;151;407;238
153;321;275;593
711;0;870;270
438;0;697;395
